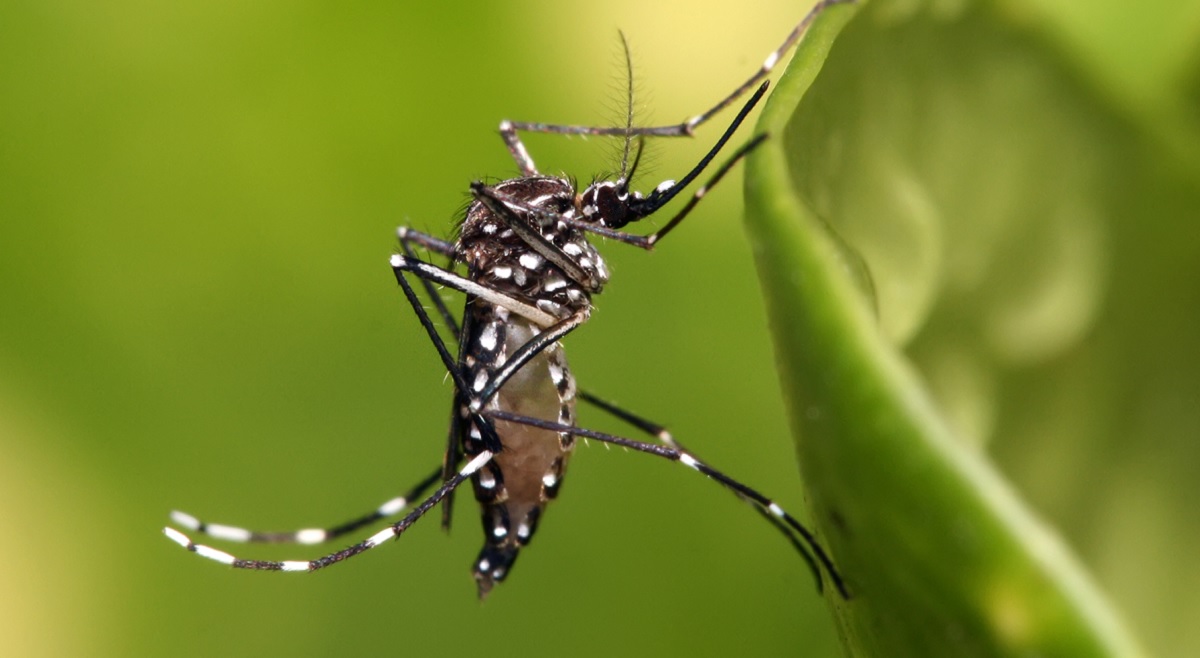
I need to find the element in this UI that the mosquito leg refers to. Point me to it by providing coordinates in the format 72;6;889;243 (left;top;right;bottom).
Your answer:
576;391;823;588
498;120;539;177
163;452;494;572
440;389;466;531
482;409;849;599
394;226;473;528
397;226;462;336
577;391;672;444
163;242;475;554
505;0;855;139
168;467;443;546
673;0;855;135
391;253;557;327
397;226;457;258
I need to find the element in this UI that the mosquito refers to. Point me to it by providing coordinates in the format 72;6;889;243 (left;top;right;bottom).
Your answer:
164;0;853;600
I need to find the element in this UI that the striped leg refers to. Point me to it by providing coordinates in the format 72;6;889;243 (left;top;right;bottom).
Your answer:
390;253;556;327
395;226;465;531
163;452;494;572
483;409;849;599
577;391;825;592
502;0;855;139
166;467;442;546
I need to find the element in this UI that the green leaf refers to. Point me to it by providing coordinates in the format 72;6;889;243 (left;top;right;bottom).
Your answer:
745;2;1151;655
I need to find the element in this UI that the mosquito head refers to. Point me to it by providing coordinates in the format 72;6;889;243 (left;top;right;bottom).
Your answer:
577;176;679;230
578;180;636;230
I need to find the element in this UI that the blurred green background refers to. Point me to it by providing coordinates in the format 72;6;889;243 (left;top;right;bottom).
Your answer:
1;1;1197;657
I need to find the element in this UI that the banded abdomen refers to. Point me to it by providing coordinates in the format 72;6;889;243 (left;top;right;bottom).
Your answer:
461;301;576;597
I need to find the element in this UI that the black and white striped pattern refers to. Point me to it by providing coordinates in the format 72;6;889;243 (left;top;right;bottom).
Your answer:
163;453;492;572
163;0;853;599
167;467;442;546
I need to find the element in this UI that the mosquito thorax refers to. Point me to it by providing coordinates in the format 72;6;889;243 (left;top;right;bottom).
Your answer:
458;175;610;313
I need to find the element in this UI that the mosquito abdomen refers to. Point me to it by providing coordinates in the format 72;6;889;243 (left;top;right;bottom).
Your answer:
464;309;576;597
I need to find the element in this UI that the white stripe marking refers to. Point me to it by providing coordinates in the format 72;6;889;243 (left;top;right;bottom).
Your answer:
206;523;252;543
479;323;498;351
519;252;543;270
377;497;408;517
296;528;327;545
764;51;779;70
462;451;494;475
163;527;191;548
366;527;396;547
679;453;701;470
768;502;785;518
390;254;556;326
281;561;311;572
169;511;200;530
195;545;236;565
